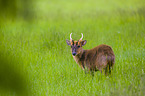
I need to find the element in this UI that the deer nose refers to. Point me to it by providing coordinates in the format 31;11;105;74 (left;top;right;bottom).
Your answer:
72;52;76;56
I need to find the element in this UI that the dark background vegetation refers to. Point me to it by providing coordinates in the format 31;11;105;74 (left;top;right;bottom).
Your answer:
0;0;34;20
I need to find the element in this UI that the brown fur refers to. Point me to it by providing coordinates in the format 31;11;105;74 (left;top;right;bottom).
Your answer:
74;44;115;74
66;38;115;75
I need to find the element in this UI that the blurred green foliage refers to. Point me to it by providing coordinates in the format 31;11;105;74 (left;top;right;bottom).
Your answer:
0;0;34;21
0;49;29;95
0;0;17;17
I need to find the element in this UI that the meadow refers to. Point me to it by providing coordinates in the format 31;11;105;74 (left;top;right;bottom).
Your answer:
0;0;145;95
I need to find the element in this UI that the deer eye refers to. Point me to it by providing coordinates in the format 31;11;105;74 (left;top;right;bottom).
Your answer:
78;45;80;48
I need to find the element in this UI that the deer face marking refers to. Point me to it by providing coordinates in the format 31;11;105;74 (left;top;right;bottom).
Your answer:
66;39;87;56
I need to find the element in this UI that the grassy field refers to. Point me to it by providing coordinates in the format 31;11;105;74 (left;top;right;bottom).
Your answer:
0;0;145;95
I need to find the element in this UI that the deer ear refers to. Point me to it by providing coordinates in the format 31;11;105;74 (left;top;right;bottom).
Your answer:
81;40;87;46
66;39;71;46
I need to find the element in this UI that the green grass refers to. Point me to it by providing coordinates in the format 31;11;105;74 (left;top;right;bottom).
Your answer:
0;0;145;95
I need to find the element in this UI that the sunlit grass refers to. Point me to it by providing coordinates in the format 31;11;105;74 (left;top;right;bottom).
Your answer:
0;0;145;96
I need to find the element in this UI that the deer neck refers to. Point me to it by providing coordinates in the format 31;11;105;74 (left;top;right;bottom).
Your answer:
73;48;85;64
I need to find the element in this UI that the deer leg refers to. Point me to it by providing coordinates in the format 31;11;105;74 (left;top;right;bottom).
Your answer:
91;71;94;76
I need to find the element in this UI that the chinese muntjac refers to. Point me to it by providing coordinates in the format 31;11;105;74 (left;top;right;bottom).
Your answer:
66;33;115;75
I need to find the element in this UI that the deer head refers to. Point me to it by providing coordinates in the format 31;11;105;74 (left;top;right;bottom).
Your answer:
66;33;87;56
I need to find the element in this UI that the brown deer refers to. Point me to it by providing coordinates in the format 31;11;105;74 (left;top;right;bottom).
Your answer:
66;33;115;75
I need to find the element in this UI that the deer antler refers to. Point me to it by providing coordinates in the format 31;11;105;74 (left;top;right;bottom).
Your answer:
80;33;83;40
70;33;72;40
